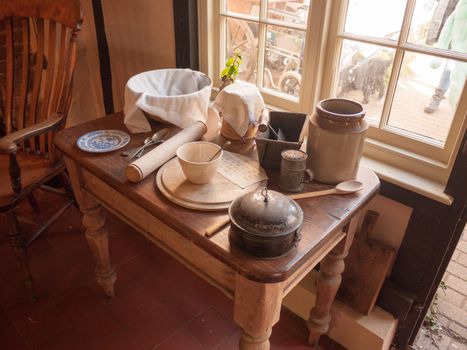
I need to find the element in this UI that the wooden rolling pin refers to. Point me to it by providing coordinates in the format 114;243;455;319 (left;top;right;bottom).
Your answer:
126;121;207;183
205;215;230;237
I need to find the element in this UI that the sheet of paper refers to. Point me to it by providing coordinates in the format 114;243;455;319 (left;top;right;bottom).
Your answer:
217;151;268;189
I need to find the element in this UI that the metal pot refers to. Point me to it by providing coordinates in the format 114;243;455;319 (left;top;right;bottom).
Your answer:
228;187;303;259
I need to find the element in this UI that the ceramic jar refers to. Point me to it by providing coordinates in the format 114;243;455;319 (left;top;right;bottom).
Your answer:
306;98;368;184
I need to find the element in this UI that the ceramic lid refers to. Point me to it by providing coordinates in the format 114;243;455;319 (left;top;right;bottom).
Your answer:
228;187;303;237
316;98;365;122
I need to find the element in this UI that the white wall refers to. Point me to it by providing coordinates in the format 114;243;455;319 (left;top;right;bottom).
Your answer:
68;0;105;126
67;0;176;126
102;0;176;111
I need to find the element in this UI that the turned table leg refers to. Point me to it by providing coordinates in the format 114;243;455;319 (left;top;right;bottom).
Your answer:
234;274;283;350
64;159;116;298
308;215;361;346
81;201;116;297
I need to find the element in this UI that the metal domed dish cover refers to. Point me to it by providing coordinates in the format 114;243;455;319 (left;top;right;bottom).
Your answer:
228;187;303;259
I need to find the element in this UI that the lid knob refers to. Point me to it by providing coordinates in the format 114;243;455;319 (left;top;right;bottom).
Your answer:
261;187;269;203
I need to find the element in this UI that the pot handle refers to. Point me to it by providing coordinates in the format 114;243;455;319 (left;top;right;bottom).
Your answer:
294;227;302;246
302;169;314;183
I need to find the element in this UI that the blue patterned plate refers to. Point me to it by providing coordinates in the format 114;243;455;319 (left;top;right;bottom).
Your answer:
77;130;130;153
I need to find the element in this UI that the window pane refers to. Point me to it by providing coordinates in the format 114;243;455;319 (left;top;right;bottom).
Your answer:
334;40;395;124
344;0;406;40
225;18;259;84
226;0;260;18
263;25;305;98
408;0;466;54
388;53;466;144
266;0;310;27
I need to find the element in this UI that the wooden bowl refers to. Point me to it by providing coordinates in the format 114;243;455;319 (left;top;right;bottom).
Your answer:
220;119;257;141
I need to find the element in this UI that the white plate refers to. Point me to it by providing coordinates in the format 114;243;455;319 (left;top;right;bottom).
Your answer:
77;130;130;153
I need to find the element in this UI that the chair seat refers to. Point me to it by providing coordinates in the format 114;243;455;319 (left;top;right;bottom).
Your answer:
0;151;64;209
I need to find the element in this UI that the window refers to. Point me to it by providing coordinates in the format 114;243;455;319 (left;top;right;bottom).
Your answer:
223;1;309;97
209;0;315;112
198;0;467;185
324;0;467;184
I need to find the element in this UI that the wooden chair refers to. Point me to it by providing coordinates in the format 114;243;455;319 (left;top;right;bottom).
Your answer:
0;0;83;300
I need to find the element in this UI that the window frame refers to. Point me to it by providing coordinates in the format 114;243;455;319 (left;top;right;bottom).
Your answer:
322;0;467;183
202;0;325;112
198;0;467;185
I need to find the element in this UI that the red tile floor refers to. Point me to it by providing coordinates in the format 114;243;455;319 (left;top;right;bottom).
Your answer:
0;189;345;350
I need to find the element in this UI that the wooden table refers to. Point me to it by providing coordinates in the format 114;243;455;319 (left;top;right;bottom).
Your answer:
55;112;379;350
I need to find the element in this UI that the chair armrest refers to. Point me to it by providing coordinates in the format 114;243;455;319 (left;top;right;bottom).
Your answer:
0;113;64;154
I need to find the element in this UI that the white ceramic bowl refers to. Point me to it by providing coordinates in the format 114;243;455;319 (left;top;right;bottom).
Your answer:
176;142;222;184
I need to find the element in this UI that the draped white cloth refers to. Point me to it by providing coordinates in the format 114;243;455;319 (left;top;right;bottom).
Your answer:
212;82;265;137
123;69;212;133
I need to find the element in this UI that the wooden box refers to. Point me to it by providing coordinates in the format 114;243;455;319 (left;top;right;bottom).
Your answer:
255;111;307;170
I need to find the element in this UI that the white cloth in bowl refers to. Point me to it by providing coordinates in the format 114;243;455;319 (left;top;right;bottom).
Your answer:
124;69;212;133
212;82;265;137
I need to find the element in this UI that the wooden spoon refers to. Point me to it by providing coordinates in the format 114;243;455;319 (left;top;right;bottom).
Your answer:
204;180;364;237
289;180;364;200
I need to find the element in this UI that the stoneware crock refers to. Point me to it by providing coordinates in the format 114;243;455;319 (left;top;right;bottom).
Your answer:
306;98;368;184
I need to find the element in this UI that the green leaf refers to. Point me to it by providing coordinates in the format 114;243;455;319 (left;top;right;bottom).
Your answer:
221;51;244;79
220;67;230;78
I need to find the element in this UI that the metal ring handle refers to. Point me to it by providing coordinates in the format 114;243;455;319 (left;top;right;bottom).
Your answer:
261;187;269;202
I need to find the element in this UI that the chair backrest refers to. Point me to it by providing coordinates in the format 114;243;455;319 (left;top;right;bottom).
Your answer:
0;0;83;158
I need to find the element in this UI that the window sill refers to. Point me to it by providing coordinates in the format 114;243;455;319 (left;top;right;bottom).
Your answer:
209;95;454;206
360;156;453;206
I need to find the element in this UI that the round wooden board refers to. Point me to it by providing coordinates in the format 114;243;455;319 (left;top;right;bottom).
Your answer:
156;157;266;211
156;173;230;211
